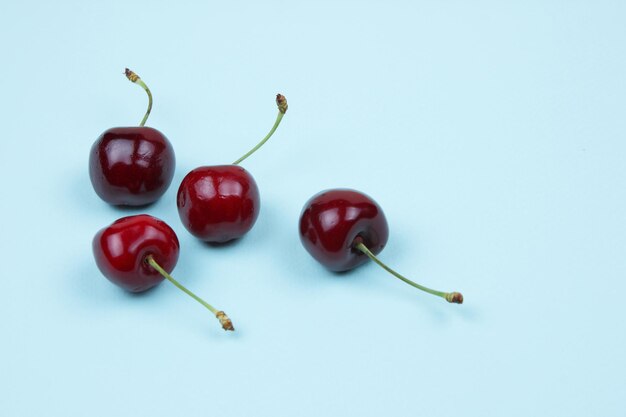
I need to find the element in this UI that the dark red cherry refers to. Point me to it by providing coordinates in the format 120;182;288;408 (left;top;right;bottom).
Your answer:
92;214;234;330
176;94;287;243
89;126;175;205
299;189;389;272
89;69;175;206
93;214;179;292
177;165;260;243
299;188;464;304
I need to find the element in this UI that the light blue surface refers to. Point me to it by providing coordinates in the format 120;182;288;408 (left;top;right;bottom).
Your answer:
1;1;625;416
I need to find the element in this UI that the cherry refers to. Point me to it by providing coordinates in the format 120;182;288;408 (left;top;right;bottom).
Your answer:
299;189;463;304
89;69;175;206
177;165;260;242
93;214;234;330
177;94;287;242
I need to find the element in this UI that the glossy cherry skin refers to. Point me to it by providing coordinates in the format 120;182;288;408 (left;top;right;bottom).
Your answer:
93;214;180;292
89;127;175;206
177;165;260;243
299;189;389;272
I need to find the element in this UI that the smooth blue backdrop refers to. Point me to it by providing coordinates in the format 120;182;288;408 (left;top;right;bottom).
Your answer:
1;1;624;416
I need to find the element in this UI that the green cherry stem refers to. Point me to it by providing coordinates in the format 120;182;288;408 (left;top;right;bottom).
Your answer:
232;94;288;165
145;255;234;331
125;68;153;127
354;242;463;304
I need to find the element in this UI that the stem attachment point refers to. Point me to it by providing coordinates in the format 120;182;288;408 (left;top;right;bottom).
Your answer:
276;93;288;114
445;292;464;304
216;311;234;331
124;68;139;82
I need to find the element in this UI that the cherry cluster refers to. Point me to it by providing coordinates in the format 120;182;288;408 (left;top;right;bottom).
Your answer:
90;69;462;333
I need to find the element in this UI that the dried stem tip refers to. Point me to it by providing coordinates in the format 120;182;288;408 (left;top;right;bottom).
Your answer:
276;94;288;114
216;311;234;331
125;68;140;83
445;292;464;304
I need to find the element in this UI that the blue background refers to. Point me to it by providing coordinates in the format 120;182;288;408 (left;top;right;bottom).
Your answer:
1;1;625;416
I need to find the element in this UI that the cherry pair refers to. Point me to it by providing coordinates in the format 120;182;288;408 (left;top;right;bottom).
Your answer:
89;69;287;241
89;69;287;331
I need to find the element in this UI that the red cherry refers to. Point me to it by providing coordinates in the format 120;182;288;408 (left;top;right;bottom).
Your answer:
93;214;179;292
299;189;389;272
93;214;234;330
177;165;260;242
299;189;463;304
89;69;175;206
177;94;287;243
89;127;175;205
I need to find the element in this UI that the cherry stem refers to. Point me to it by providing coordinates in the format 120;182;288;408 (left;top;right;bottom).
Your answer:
145;255;234;330
354;242;463;304
125;68;153;127
232;94;288;165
